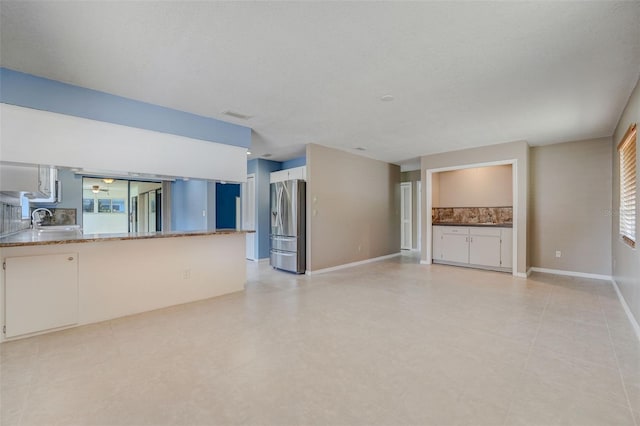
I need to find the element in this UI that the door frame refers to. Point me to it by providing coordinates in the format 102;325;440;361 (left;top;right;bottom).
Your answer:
423;159;518;277
400;182;412;250
241;173;257;261
416;181;421;252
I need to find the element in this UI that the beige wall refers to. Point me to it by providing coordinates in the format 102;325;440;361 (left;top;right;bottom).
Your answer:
612;76;640;325
401;170;420;250
421;141;529;275
306;144;401;271
530;138;612;275
436;165;513;207
431;172;440;208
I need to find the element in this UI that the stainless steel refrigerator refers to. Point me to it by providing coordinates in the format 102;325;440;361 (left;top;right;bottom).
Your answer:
270;179;306;274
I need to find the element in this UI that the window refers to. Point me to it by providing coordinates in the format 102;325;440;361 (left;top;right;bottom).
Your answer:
618;123;637;248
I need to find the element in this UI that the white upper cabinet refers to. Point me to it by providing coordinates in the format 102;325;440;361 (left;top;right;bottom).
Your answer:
270;166;306;183
0;163;56;199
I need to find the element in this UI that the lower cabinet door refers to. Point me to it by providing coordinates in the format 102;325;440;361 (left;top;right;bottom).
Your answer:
469;235;501;267
500;228;513;269
441;234;469;263
5;253;79;338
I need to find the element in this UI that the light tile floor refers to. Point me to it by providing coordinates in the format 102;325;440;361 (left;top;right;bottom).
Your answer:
1;252;639;426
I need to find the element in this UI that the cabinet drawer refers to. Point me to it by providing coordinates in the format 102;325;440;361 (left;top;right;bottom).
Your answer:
440;227;469;235
469;227;501;237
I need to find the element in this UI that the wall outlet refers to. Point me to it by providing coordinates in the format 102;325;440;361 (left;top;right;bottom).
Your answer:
555;251;562;258
182;269;191;279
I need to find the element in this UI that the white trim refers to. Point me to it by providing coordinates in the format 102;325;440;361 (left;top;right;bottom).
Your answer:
424;159;519;277
417;181;422;252
400;182;412;250
526;267;533;276
515;272;528;278
306;253;401;275
529;267;612;281
420;260;431;265
258;258;270;263
611;279;640;342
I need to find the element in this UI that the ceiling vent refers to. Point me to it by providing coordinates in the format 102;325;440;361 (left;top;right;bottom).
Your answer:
354;147;366;151
222;110;252;120
262;153;273;158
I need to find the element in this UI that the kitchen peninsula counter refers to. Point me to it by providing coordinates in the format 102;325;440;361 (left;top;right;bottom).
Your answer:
0;229;254;247
432;223;513;228
0;229;252;341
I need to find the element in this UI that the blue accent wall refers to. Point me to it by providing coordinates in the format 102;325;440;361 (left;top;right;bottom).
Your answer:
0;68;251;148
215;183;240;229
171;180;209;231
281;156;306;169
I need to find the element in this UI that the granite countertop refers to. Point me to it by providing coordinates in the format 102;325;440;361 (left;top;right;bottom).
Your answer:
432;222;513;228
0;229;255;247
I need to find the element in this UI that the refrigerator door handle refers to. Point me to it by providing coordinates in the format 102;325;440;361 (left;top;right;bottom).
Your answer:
276;185;284;230
271;249;297;257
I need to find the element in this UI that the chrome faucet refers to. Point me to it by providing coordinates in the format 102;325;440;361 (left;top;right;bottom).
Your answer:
31;208;53;227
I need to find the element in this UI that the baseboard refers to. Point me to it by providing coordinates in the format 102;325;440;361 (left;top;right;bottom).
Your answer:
419;260;431;265
611;279;640;342
529;267;612;281
526;267;533;277
307;252;401;275
258;258;270;263
515;272;528;278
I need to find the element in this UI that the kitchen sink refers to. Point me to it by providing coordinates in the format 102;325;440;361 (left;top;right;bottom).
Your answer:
37;225;81;233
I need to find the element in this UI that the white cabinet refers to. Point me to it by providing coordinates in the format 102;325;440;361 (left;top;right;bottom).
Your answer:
270;166;306;183
469;228;501;267
4;253;79;337
433;225;512;271
440;227;470;263
0;163;57;200
500;228;513;269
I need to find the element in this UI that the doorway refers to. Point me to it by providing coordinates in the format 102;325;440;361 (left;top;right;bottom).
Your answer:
82;177;162;234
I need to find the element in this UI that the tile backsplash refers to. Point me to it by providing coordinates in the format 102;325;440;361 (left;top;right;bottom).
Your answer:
32;208;77;226
0;201;30;237
432;206;513;225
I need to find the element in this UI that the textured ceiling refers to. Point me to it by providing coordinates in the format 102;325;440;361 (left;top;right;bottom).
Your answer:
1;1;639;168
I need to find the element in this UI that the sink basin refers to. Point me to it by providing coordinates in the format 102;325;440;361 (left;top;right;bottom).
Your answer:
36;225;81;233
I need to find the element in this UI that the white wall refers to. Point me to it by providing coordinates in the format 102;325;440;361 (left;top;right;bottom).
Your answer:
1;103;247;182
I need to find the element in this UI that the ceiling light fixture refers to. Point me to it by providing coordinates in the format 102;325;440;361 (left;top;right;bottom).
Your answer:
246;150;251;155
380;94;394;102
102;178;114;184
91;185;100;194
222;110;252;120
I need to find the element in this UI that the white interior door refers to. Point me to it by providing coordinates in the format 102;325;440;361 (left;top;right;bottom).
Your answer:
401;182;412;250
417;181;421;251
242;174;256;260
